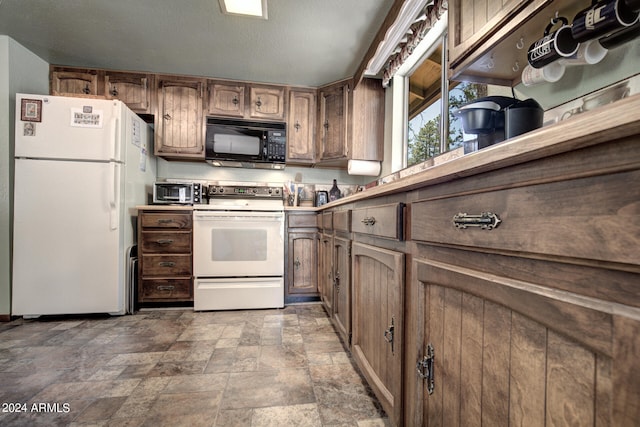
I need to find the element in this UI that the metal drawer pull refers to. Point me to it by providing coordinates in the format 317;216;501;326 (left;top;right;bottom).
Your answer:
157;285;175;291
361;216;376;226
453;212;501;230
156;239;174;245
158;261;176;267
416;343;435;395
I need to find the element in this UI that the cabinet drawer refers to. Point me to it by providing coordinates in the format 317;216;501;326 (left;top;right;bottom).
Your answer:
287;213;318;228
322;211;333;231
352;203;404;240
333;210;351;233
140;279;192;300
141;231;191;253
141;254;192;276
141;212;192;229
410;170;640;265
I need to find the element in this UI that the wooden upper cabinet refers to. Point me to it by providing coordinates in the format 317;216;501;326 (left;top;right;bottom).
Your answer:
155;76;205;159
50;69;100;97
104;71;153;114
249;85;286;120
287;89;317;163
349;78;384;161
318;81;349;161
207;81;245;117
448;0;529;69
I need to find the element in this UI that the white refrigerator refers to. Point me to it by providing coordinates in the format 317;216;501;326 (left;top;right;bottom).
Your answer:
12;94;156;317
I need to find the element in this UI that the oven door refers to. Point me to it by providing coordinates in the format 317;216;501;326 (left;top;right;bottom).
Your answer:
193;210;284;277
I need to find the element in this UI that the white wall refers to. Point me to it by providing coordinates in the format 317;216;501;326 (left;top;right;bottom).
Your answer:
156;157;371;192
0;36;49;317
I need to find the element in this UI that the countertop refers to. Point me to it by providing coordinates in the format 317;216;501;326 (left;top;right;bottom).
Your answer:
138;93;640;214
317;93;640;209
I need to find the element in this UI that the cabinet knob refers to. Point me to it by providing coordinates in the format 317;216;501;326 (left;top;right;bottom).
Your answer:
232;95;239;105
83;84;91;94
323;120;329;130
294;257;301;269
163;113;172;121
361;217;376;226
255;96;262;109
110;86;118;97
294;121;301;131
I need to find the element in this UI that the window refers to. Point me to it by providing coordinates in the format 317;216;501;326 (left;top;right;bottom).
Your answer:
404;36;508;168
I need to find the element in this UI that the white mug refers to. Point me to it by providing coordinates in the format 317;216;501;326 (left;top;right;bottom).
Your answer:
521;62;566;86
560;39;608;66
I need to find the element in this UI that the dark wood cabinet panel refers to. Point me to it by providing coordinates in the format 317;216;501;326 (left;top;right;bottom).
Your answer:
332;235;351;347
352;241;404;427
287;89;316;163
138;210;193;304
104;71;153;114
155;76;205;158
287;231;319;296
410;257;619;427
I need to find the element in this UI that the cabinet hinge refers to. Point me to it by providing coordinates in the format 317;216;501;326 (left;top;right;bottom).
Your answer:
348;332;352;346
416;343;435;395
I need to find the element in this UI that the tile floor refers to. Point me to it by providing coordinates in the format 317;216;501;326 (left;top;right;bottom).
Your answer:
0;304;388;427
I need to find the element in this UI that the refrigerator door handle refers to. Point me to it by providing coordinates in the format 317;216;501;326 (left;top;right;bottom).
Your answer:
108;162;120;230
110;116;121;162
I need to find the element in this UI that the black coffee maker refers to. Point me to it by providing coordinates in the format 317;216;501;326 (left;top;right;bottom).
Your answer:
455;96;543;150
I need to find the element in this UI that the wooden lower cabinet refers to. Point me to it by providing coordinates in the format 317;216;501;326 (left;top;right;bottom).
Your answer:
332;235;351;346
352;241;404;427
406;255;640;426
319;232;334;314
285;211;320;303
286;231;319;301
138;210;193;304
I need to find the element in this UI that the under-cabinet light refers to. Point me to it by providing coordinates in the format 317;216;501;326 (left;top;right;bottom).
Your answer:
219;0;268;19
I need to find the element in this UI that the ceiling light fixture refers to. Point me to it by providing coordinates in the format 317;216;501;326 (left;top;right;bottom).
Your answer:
219;0;268;19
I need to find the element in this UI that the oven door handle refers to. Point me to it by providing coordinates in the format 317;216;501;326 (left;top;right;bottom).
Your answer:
193;211;284;221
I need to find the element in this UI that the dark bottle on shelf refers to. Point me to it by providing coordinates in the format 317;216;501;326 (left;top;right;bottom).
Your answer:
329;179;341;201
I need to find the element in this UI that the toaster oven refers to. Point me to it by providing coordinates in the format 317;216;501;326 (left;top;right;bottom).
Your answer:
153;182;203;205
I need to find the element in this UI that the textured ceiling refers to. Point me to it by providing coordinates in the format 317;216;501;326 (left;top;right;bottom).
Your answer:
0;0;394;87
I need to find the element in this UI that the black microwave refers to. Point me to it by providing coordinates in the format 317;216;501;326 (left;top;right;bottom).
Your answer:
205;118;286;169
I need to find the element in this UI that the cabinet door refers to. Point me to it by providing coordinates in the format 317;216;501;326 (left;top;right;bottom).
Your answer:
287;231;319;298
249;85;286;120
287;89;316;163
318;83;348;160
319;233;334;315
105;71;153;113
207;82;245;117
352;241;404;426
333;235;351;347
408;257;633;427
155;77;205;158
51;70;99;96
448;0;530;71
